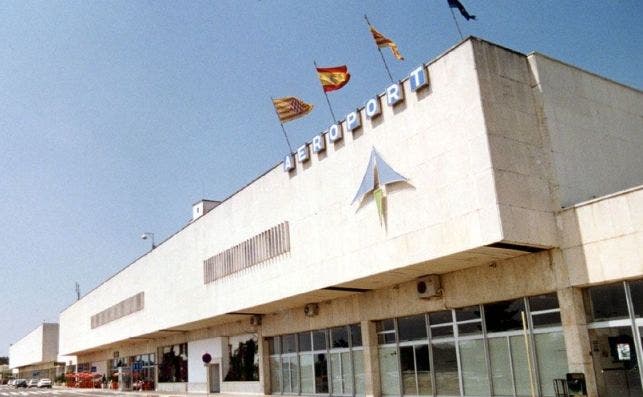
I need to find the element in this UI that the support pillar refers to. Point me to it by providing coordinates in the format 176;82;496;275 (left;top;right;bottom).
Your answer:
361;320;381;397
558;287;598;397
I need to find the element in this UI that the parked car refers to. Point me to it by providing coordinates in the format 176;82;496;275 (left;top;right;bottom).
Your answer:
37;378;52;388
15;379;27;388
27;379;39;388
7;380;14;386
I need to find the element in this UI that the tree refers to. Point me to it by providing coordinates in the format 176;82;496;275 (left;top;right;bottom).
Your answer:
0;357;8;365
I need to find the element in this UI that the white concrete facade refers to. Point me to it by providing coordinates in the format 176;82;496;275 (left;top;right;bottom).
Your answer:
57;38;643;397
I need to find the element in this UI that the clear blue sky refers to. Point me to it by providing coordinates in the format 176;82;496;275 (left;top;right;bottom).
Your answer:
1;0;641;356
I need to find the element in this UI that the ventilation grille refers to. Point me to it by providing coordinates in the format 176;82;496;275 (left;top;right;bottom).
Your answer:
91;292;144;328
204;222;290;284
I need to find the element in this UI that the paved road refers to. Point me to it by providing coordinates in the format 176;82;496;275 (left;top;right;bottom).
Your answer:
0;387;148;397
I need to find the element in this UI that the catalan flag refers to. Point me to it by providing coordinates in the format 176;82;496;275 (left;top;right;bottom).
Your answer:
369;26;404;61
316;65;351;93
272;96;314;123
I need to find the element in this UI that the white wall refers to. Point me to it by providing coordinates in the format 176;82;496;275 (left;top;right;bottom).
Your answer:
528;54;643;208
187;337;224;393
9;323;58;369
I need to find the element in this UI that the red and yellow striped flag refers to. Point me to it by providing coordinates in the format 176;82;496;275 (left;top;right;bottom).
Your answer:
272;96;314;123
369;26;404;61
316;65;351;93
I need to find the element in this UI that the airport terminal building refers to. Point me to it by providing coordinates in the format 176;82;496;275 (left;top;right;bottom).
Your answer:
8;323;67;381
58;38;643;397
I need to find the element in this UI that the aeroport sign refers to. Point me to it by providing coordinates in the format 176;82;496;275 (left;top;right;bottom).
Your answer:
283;65;429;172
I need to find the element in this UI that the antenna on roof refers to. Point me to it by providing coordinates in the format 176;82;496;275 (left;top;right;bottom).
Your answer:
75;282;80;301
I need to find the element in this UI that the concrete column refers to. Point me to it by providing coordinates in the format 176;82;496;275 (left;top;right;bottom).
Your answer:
360;320;381;397
558;287;598;397
259;331;271;395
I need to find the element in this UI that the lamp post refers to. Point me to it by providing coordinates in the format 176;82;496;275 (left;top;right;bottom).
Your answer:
140;232;156;250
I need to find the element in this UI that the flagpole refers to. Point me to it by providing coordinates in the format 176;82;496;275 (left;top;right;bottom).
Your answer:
314;60;338;124
449;7;464;40
364;15;395;84
270;97;294;153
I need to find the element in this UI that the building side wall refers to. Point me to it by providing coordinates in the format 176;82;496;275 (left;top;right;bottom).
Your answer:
474;40;558;248
61;40;508;355
528;54;643;208
9;325;45;369
558;186;643;286
41;324;59;363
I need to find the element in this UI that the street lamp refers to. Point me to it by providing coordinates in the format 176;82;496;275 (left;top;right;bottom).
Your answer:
140;232;156;250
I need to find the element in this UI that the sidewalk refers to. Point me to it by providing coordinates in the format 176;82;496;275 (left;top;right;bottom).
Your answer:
54;386;267;397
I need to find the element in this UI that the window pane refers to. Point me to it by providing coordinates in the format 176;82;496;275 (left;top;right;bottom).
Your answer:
281;359;291;393
588;283;629;320
400;346;417;395
314;353;329;393
378;346;400;395
341;351;353;395
429;310;453;325
532;312;562;327
456;306;481;321
331;326;349;348
535;332;568;397
458;322;482;336
488;338;513;396
529;293;559;312
289;356;299;394
282;334;296;353
433;342;460;396
459;339;489;396
353;350;365;396
299;332;312;352
300;354;314;394
510;336;531;397
351;324;363;347
377;319;395;332
485;299;525;332
330;353;342;394
630;280;643;317
398;314;427;342
378;332;396;345
415;344;432;395
430;324;454;338
270;357;281;393
313;330;327;351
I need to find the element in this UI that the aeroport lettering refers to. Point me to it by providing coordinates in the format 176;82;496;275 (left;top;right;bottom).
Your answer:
283;64;428;173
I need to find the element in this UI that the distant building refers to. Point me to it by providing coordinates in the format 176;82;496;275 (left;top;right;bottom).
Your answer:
58;37;642;397
9;323;65;380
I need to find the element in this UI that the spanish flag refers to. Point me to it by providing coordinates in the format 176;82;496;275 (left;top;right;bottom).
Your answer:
272;96;314;123
316;65;351;93
369;26;404;61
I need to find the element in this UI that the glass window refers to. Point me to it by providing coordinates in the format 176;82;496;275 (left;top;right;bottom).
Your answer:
398;314;427;342
282;334;297;353
400;346;417;395
331;326;349;348
432;341;460;396
415;344;432;395
429;310;453;325
269;357;281;393
459;339;489;396
300;354;314;394
313;330;327;351
430;324;454;338
331;353;343;394
458;322;482;336
535;332;568;397
314;353;329;393
456;306;481;321
529;293;559;312
484;298;525;332
351;323;363;347
289;356;300;394
377;319;396;344
532;311;562;328
509;336;531;397
488;338;513;396
354;350;365;396
158;343;188;383
299;332;312;352
379;346;400;395
630;280;643;317
588;283;629;321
